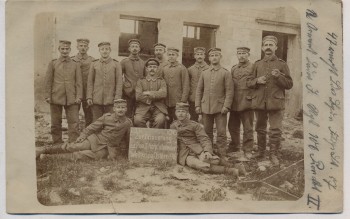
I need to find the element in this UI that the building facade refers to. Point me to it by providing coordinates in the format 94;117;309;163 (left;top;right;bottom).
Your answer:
34;7;302;116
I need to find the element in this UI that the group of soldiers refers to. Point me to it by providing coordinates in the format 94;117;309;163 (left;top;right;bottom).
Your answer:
37;35;293;176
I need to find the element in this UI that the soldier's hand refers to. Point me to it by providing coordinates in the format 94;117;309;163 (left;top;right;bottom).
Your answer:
75;98;82;104
198;115;203;123
195;107;202;114
221;107;229;114
198;152;206;161
271;69;281;78
87;99;93;106
45;98;50;103
75;136;85;143
257;76;267;84
204;151;213;160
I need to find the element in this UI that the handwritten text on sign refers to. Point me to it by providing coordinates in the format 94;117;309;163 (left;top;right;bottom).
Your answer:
129;127;178;165
304;8;342;211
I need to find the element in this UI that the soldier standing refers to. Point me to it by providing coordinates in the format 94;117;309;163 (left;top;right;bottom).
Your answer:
247;36;293;166
87;42;123;122
36;99;132;161
195;48;234;157
71;38;95;127
227;47;254;159
187;47;209;122
45;40;82;144
153;43;167;76
121;39;145;118
160;47;190;126
134;58;168;128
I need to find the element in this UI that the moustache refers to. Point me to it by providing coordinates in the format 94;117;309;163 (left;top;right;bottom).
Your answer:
265;48;272;52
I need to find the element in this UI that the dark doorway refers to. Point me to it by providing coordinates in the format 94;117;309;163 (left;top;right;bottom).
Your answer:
261;31;289;61
182;22;218;68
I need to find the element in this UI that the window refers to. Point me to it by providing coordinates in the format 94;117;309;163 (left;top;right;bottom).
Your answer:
182;22;218;68
119;15;160;60
261;31;289;61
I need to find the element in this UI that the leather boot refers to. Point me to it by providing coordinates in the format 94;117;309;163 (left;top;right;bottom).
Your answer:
209;165;239;177
40;153;74;161
234;163;247;176
36;143;66;158
251;150;265;159
269;144;280;166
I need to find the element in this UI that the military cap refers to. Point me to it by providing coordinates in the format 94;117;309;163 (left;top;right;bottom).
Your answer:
153;43;166;49
194;47;206;53
128;39;141;46
175;102;190;111
237;47;250;52
98;42;111;47
167;47;180;53
145;58;160;67
59;40;71;46
208;47;221;55
76;38;90;44
262;35;278;45
114;99;127;105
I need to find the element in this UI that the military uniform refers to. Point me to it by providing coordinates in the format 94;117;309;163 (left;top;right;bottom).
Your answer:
170;119;214;167
228;61;254;153
195;64;234;156
37;112;132;161
247;54;293;155
71;53;95;127
160;61;190;124
134;76;168;128
45;56;82;143
188;62;209;121
121;55;145;117
87;57;123;122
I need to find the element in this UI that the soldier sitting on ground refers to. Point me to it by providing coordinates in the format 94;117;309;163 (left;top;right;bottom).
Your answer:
170;102;246;177
36;99;132;161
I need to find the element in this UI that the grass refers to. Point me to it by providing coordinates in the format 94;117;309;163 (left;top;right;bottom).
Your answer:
200;187;227;201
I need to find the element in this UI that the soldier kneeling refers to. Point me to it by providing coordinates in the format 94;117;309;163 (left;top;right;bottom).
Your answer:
36;99;132;161
170;102;246;177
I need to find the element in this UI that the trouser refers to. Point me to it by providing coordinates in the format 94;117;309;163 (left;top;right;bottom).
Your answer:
50;103;80;143
91;104;113;122
255;109;283;153
37;140;107;161
134;106;166;128
166;107;176;128
185;155;220;170
81;100;93;127
124;94;136;119
228;110;254;152
189;101;199;122
202;113;227;157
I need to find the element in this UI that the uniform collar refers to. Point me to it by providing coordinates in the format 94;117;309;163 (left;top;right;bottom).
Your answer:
237;61;250;68
59;56;71;62
155;57;164;63
129;55;140;61
114;114;127;123
210;64;221;71
77;53;88;60
146;75;157;81
169;61;179;67
100;57;112;63
178;118;190;126
194;62;208;69
263;54;277;62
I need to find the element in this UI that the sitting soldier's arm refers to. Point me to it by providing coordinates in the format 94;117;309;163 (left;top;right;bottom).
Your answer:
135;80;150;104
80;115;105;139
148;79;167;100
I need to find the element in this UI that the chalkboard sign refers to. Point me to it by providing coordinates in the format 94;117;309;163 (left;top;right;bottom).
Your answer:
128;127;178;165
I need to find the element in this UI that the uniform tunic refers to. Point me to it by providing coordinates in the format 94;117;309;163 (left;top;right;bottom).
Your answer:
79;113;132;152
247;55;293;110
160;61;190;107
195;65;234;114
45;56;83;105
121;55;145;97
71;53;95;100
170;119;213;166
87;57;123;105
188;62;209;103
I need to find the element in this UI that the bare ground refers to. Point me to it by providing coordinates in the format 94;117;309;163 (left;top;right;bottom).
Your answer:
35;111;304;205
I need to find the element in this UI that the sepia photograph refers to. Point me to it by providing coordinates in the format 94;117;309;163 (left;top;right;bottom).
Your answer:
33;6;304;205
5;0;343;214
